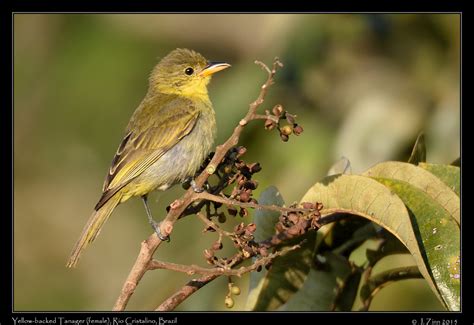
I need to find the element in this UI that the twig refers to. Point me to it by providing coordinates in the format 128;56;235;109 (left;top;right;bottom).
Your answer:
192;191;317;214
196;212;234;238
149;243;300;277
154;210;344;311
113;58;284;311
252;114;279;122
359;266;422;311
155;269;230;311
154;239;303;311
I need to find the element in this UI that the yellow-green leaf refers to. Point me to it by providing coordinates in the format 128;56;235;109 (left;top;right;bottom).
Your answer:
375;178;460;311
364;162;459;225
301;174;441;309
246;186;284;310
419;163;460;197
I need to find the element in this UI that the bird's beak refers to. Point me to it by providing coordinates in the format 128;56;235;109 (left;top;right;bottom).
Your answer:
199;62;231;77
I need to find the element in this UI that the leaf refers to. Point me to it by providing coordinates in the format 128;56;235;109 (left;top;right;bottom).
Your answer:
419;163;460;197
408;132;426;164
301;174;440;309
248;186;341;311
246;186;285;310
332;265;363;311
278;251;353;311
250;232;318;311
364;162;459;225
277;188;368;311
375;178;460;311
327;156;352;176
304;174;416;246
332;221;378;256
253;186;285;242
365;230;409;266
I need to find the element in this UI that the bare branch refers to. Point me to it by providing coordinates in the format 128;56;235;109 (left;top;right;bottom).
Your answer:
155;271;224;311
112;235;160;310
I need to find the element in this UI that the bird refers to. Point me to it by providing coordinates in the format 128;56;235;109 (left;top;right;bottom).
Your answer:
66;48;230;268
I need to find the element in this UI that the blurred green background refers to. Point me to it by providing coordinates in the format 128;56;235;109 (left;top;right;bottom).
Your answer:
14;14;460;311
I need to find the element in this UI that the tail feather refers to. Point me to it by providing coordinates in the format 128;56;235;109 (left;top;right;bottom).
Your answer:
66;195;121;268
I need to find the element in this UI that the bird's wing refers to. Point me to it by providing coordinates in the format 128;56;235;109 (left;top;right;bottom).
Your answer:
95;98;200;210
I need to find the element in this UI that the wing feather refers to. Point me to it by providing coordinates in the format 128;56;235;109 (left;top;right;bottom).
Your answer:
95;96;200;210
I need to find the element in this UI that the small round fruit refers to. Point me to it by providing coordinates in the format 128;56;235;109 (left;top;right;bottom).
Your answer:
231;285;241;295
225;296;234;308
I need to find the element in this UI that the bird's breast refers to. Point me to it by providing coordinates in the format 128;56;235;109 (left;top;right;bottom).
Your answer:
133;105;216;193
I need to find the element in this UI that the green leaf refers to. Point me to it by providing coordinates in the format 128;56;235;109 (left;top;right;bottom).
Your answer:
419;163;460;197
246;186;285;310
250;232;318;311
300;174;439;309
408;132;426;164
253;186;285;242
278;251;353;311
364;162;459;225
374;178;460;311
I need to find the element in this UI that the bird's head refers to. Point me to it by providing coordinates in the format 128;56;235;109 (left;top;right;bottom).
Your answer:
150;48;230;100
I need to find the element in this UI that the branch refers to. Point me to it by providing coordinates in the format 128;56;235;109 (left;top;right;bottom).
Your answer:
154;269;228;311
192;191;317;214
196;212;234;238
149;243;300;277
154;210;345;311
113;58;284;311
112;235;159;310
359;266;422;311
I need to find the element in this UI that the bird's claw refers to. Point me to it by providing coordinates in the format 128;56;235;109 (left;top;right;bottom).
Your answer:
151;221;170;242
190;179;205;193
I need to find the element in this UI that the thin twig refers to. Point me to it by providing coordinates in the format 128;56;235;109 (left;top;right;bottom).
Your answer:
252;114;279;122
196;212;234;238
155;270;230;311
148;243;300;277
192;192;317;214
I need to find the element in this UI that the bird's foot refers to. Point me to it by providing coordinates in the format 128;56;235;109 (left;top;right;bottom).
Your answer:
150;220;170;242
182;177;209;193
190;179;205;193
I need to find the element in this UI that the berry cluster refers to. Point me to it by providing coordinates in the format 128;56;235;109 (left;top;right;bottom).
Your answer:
276;202;323;236
264;104;304;142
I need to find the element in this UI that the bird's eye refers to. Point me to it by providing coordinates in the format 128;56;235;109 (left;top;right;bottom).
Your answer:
185;67;194;75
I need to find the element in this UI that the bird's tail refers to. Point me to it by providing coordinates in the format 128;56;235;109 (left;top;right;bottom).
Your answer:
66;194;121;268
